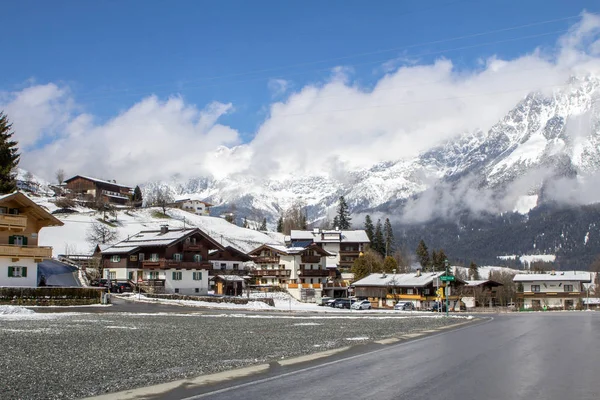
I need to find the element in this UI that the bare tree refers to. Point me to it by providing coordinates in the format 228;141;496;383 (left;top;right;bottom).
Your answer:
392;246;412;273
86;222;119;245
55;169;65;185
282;199;307;234
147;186;174;215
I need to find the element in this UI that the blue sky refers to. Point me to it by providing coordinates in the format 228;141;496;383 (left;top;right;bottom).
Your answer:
2;0;598;139
1;1;600;183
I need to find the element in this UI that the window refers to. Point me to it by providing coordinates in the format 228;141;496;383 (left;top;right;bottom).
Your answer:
111;255;121;263
128;271;134;280
531;285;541;293
8;266;27;278
191;238;197;245
109;271;116;279
174;288;180;294
407;288;414;295
139;253;145;261
233;263;239;270
172;271;182;280
195;288;200;293
261;279;267;285
220;263;226;270
9;208;19;215
193;254;202;262
149;271;159;279
130;255;138;262
564;284;574;292
0;207;6;214
173;253;182;261
150;253;159;261
9;235;27;246
193;272;203;280
424;289;430;295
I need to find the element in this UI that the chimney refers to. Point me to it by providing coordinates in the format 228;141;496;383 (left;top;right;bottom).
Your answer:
160;225;169;234
416;268;421;277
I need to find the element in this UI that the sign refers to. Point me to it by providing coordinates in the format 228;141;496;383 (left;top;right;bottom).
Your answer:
440;275;455;282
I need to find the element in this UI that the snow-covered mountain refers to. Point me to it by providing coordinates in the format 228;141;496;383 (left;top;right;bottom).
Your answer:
144;75;600;224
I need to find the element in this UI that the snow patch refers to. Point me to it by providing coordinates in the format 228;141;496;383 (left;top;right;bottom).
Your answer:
345;336;369;341
513;195;538;214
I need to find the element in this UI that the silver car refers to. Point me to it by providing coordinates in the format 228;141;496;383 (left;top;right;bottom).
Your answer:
394;301;415;311
351;299;372;310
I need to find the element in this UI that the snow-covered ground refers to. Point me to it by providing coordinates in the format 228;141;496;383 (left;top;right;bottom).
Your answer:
32;195;284;256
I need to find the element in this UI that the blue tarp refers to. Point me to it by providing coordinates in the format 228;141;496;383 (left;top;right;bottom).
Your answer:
37;260;82;287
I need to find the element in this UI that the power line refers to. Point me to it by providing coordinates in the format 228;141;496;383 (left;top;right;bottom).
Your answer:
75;13;590;100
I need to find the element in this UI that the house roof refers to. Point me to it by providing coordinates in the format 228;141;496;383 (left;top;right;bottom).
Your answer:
353;271;466;288
173;195;213;207
248;243;334;257
211;275;246;282
290;229;370;243
0;191;63;227
513;271;592;283
465;279;504;287
64;175;133;190
101;227;224;255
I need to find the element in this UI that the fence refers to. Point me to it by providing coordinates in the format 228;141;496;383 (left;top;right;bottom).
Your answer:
0;287;104;306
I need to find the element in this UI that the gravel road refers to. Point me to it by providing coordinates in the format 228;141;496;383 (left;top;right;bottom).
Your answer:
0;311;462;399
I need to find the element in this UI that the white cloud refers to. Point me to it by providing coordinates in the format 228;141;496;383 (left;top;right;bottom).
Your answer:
1;11;599;197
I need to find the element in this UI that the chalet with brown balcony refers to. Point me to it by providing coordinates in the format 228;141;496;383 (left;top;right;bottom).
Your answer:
248;243;334;302
288;228;370;271
0;192;63;288
100;226;224;295
64;175;133;205
513;271;591;310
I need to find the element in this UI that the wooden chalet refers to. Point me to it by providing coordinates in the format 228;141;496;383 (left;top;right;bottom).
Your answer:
64;175;133;205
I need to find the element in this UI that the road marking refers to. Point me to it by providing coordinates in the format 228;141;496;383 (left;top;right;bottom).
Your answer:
278;346;351;366
374;337;401;344
181;318;491;399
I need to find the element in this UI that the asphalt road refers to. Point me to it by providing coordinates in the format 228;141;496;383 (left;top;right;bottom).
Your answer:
161;312;600;400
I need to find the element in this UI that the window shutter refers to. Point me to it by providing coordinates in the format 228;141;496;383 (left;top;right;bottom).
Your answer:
8;236;14;245
199;272;202;280
8;267;13;277
172;271;176;280
23;236;28;246
22;267;27;277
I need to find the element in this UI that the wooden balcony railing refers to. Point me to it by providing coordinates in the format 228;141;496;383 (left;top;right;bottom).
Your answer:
183;243;202;251
141;259;212;269
0;244;52;259
301;255;321;263
299;268;330;277
254;256;280;264
252;269;291;277
0;214;27;231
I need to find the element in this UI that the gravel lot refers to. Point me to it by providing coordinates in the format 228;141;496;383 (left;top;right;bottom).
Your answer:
0;311;463;399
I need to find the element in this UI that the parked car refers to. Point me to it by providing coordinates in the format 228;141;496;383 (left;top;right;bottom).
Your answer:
430;301;466;312
333;298;353;309
430;302;447;312
325;298;338;307
113;281;134;293
394;301;415;311
319;297;333;306
351;300;372;310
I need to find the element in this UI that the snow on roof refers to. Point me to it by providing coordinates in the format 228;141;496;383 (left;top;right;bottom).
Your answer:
465;279;503;287
211;275;246;282
102;228;198;253
66;175;133;190
289;229;370;243
353;272;446;287
102;246;140;255
173;194;213;205
513;271;591;282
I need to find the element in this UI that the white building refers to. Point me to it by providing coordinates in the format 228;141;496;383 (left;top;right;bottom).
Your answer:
173;196;212;216
513;271;592;310
248;243;334;301
0;192;63;288
288;228;370;270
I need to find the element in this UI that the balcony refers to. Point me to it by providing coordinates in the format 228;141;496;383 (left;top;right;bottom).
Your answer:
254;256;280;264
0;244;52;259
299;268;330;277
324;282;347;288
0;214;27;231
301;255;321;263
252;269;291;277
141;259;212;269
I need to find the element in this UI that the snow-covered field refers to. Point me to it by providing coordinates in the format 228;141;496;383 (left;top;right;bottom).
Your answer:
32;195;284;256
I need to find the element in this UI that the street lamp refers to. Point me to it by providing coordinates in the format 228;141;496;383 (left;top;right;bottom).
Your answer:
444;259;449;317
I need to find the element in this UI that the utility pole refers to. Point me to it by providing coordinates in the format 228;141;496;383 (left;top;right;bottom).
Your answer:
445;259;449;317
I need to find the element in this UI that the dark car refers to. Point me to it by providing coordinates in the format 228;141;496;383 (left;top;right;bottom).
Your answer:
334;298;354;309
113;281;134;293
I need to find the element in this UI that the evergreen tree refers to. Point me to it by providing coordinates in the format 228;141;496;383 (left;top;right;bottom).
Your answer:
364;215;374;242
431;250;439;271
373;219;385;256
300;213;307;230
437;249;448;272
0;112;20;194
383;256;398;273
351;255;371;281
469;261;479;280
276;216;283;233
416;240;430;270
383;218;394;256
132;185;143;206
332;215;340;229
336;196;352;229
259;218;267;231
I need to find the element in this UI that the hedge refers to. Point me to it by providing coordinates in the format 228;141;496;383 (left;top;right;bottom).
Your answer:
0;287;104;306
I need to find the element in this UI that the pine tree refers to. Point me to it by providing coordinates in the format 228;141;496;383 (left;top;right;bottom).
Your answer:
431;250;439;271
364;215;374;242
437;249;448;272
300;213;307;230
336;196;352;229
132;185;143;207
383;256;398;273
373;219;385;256
469;261;479;280
351;255;371;281
383;218;394;256
259;218;267;231
0;112;20;194
416;240;430;270
276;216;283;233
332;215;340;229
